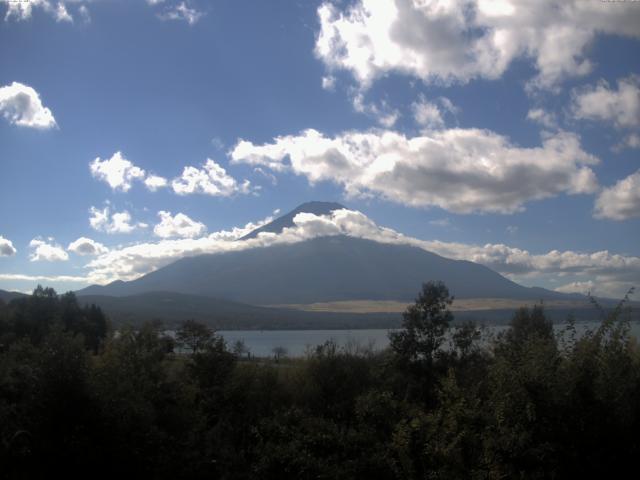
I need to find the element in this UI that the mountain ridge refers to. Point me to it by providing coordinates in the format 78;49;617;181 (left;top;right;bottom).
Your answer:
77;202;581;303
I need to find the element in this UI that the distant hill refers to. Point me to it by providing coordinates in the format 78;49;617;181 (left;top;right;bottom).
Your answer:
0;289;28;303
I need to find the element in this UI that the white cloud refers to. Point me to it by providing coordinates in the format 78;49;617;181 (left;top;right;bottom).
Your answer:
2;0;206;24
81;208;639;298
54;2;72;22
0;273;88;283
438;97;459;117
527;108;557;129
429;218;451;228
90;151;146;192
555;280;595;296
29;238;69;262
154;211;207;239
231;127;599;214
594;170;640;221
6;1;75;22
412;97;444;129
0;235;17;256
571;75;640;129
89;206;148;234
322;75;336;90
144;174;169;191
0;82;57;129
67;237;108;256
84;213;277;283
624;133;640;150
172;158;252;196
1;0;86;22
158;1;203;25
253;167;278;185
554;280;636;299
88;152;171;193
78;4;90;23
315;0;640;90
352;92;399;127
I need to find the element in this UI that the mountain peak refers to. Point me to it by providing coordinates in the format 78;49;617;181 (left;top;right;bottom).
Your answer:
241;201;346;240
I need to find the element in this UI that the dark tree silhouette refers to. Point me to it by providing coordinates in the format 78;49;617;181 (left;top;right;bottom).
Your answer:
175;319;214;354
389;280;453;366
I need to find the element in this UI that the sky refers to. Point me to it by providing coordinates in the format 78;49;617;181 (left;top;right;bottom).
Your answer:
0;0;639;299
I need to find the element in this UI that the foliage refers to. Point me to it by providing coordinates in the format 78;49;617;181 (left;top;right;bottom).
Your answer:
175;318;214;354
0;283;639;478
389;281;453;366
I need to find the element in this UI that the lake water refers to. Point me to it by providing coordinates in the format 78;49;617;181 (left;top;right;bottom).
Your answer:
219;321;640;358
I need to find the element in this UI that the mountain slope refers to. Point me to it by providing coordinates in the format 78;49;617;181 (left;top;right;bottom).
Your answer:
241;201;345;239
0;289;28;303
78;234;575;304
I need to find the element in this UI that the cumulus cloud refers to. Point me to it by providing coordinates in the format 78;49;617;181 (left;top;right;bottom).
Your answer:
90;151;146;192
80;207;639;298
157;1;203;25
90;153;248;196
29;238;69;262
0;235;17;256
144;174;169;191
352;92;400;127
89;206;148;234
154;211;207;239
315;0;640;90
622;133;640;150
0;82;57;129
231;127;599;214
67;237;108;256
412;97;445;129
322;75;336;91
594;170;640;221
571;75;640;129
84;213;277;283
527;108;558;129
2;0;79;22
554;280;637;299
172;158;252;196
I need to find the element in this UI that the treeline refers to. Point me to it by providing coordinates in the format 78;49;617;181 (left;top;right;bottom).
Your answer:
0;283;639;479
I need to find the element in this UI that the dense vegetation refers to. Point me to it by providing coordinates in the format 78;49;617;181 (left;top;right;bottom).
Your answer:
0;283;638;479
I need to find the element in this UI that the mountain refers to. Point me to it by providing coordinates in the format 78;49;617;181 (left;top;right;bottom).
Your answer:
0;289;28;303
241;201;346;239
78;201;579;304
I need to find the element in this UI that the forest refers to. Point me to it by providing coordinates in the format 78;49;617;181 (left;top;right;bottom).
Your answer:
1;283;639;479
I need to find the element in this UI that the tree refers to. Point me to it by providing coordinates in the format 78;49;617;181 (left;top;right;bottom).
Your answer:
232;339;250;358
176;319;214;354
389;281;453;366
272;345;288;362
503;303;553;348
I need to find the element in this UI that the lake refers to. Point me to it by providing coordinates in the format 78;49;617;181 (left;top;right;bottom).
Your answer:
218;321;640;357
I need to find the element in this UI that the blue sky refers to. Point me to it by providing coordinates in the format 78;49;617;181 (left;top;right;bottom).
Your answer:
0;0;639;298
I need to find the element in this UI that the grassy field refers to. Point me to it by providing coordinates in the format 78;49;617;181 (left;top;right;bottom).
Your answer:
266;297;605;314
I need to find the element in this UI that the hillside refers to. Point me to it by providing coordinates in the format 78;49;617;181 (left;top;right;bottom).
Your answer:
77;291;400;330
77;201;587;308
